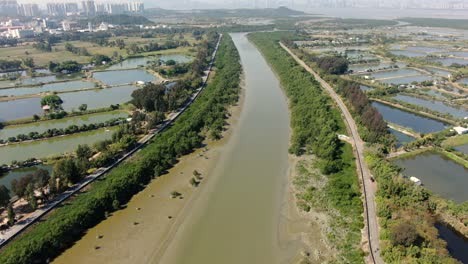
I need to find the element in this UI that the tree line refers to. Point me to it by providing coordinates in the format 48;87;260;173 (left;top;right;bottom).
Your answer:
0;34;241;264
289;44;393;146
0;117;126;145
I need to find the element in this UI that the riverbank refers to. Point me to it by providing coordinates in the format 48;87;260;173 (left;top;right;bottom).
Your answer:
286;155;336;263
53;75;245;264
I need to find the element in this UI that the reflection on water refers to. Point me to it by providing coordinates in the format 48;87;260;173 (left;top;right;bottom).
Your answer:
436;222;468;264
372;101;448;134
394;152;468;203
0;127;117;165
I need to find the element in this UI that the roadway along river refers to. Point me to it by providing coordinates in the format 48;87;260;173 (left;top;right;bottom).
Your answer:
52;33;300;264
160;33;292;263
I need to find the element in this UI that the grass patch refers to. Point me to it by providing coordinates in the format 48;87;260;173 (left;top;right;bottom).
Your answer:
294;144;364;263
442;134;468;148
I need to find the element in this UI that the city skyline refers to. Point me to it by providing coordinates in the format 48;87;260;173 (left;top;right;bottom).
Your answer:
8;0;468;9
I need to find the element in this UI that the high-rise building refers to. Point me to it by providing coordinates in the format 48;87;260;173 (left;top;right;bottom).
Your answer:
128;2;144;13
81;0;96;16
65;3;79;13
106;3;127;14
95;3;106;14
0;0;19;16
47;3;66;16
18;3;39;17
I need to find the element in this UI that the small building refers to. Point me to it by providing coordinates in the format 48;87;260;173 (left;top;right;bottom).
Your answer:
42;105;51;112
410;176;422;186
453;126;468;135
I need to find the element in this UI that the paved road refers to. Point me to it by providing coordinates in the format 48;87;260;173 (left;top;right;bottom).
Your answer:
0;35;222;248
280;43;384;264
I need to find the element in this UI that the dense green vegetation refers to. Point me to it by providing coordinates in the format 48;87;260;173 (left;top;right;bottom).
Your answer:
0;34;240;264
48;60;81;73
291;46;392;145
249;31;364;263
0;59;22;71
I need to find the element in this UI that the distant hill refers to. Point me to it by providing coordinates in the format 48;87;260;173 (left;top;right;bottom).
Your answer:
398;17;468;30
81;14;153;26
146;7;308;18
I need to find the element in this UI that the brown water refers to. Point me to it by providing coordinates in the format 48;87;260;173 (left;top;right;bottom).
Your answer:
53;33;296;264
161;32;292;264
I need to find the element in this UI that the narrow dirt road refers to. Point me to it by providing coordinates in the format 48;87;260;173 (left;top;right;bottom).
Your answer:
280;43;384;264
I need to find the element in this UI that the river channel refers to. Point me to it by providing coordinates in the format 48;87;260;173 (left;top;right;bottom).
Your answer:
52;33;301;264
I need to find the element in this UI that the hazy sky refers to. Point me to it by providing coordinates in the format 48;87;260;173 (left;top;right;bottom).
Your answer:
15;0;468;15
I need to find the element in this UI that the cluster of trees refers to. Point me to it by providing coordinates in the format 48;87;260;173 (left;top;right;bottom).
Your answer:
131;81;193;113
249;32;364;262
64;43;90;56
289;44;393;145
0;34;240;264
0;38;19;47
10;169;51;210
40;94;63;110
335;81;389;143
32;41;52;52
0;117;126;144
90;54;112;65
133;32;218;114
158;63;189;77
0;60;22;71
315;56;349;75
126;40;190;55
48;61;81;73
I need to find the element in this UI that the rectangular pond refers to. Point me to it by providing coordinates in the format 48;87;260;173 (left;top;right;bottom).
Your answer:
0;110;128;140
0;86;137;122
0;97;42;122
394;152;468;203
349;62;406;73
0;80;95;97
444;51;468;58
406;46;446;53
60;85;138;111
381;75;433;85
454;144;468;155
0;127;117;165
360;85;373;91
372;101;448;134
393;94;468;119
390;50;427;57
424;67;452;77
370;68;421;79
434;58;468;66
390;128;415;147
93;69;156;86
456;78;468;85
